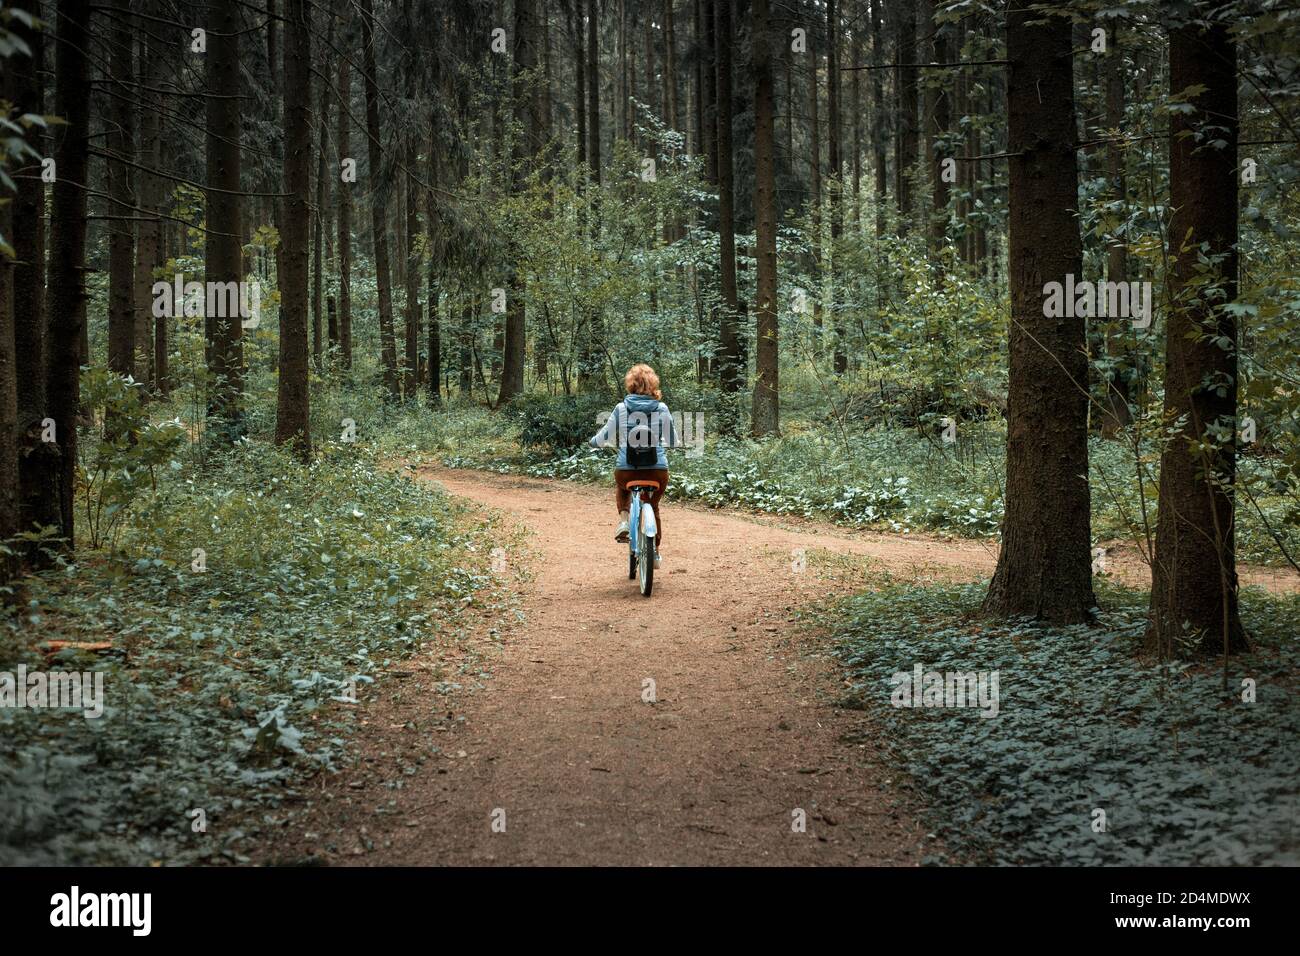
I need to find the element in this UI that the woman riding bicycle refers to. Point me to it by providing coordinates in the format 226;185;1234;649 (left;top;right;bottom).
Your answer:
589;364;678;555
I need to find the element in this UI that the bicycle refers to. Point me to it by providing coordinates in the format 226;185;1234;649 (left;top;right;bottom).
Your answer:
625;479;660;597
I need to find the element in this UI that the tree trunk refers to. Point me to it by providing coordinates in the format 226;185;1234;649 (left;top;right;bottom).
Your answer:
137;0;164;393
1146;10;1247;657
276;0;313;458
827;0;845;374
702;0;717;185
1100;32;1131;436
337;51;354;372
850;0;861;226
46;0;93;545
893;0;917;233
750;0;778;438
588;0;601;175
664;0;679;132
312;13;334;371
575;8;587;167
871;0;886;237
427;117;441;404
928;8;953;267
106;4;136;385
360;0;400;398
981;0;1095;624
0;140;16;578
8;0;57;546
715;0;741;416
499;0;539;405
808;29;822;351
582;0;604;390
205;0;243;435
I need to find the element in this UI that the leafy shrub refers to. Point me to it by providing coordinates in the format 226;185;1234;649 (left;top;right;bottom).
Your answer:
508;393;611;452
77;367;188;549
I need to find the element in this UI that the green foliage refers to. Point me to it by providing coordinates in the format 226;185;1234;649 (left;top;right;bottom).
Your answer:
823;580;1300;865
508;393;611;452
77;368;188;550
0;440;491;865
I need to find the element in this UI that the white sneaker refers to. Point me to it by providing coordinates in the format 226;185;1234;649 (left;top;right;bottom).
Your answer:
615;520;630;543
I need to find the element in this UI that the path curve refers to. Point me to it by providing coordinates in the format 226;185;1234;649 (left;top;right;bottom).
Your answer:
254;466;1295;866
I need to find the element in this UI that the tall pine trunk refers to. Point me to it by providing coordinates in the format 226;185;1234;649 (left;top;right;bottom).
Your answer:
312;14;335;370
46;0;94;545
205;0;244;435
1146;10;1247;657
750;0;778;437
893;0;917;233
981;0;1095;623
337;52;354;372
715;0;741;421
499;0;539;404
8;0;57;548
275;0;312;458
106;4;136;384
360;0;400;398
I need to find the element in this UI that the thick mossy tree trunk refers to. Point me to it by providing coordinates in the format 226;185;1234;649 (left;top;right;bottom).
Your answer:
981;0;1095;624
1146;9;1247;658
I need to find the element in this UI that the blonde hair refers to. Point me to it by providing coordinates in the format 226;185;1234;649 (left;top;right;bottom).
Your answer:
624;363;662;400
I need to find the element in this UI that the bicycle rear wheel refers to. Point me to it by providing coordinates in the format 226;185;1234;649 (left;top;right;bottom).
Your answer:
638;503;654;597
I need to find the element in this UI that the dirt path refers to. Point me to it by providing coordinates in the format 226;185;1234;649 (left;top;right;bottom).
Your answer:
254;467;1296;867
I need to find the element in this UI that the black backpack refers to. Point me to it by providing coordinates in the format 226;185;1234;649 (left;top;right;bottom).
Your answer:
625;418;658;468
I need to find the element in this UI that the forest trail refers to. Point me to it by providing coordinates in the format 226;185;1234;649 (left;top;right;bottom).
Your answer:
255;467;1297;867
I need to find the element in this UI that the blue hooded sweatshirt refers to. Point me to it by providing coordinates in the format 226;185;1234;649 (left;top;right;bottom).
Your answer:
589;393;680;469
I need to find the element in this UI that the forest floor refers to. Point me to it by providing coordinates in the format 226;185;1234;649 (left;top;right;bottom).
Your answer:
251;466;1298;866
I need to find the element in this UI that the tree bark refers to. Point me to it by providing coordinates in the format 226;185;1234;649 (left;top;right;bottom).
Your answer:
276;0;313;458
499;0;540;404
137;0;164;393
981;0;1095;624
893;0;918;233
8;0;57;546
106;4;136;384
46;0;94;545
205;0;244;436
750;0;778;438
1146;10;1246;657
928;7;953;267
871;0;886;237
1100;30;1131;436
664;0;679;132
827;0;845;374
337;51;353;372
360;0;400;398
312;13;335;370
715;0;741;415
